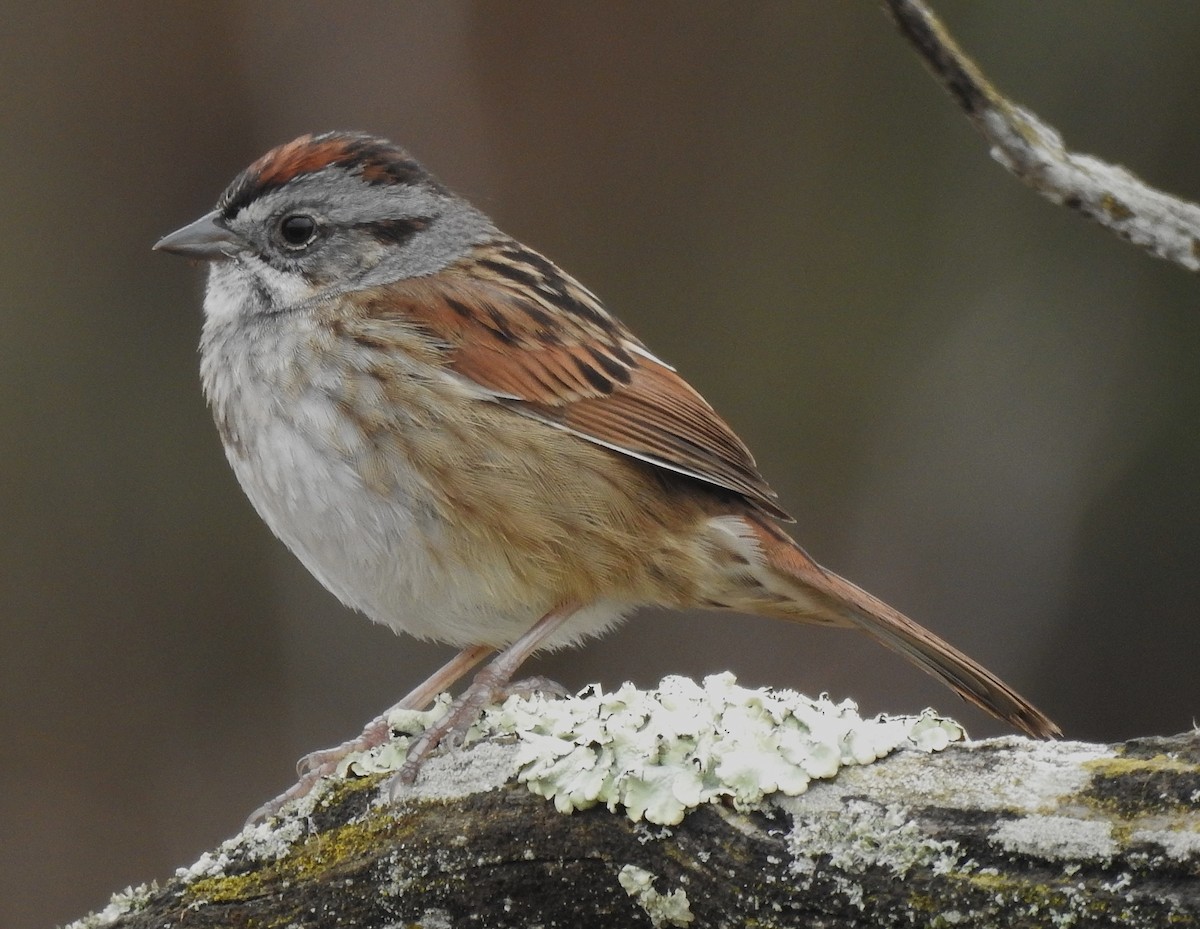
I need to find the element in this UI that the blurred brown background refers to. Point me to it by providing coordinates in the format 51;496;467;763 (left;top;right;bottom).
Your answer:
4;3;1200;926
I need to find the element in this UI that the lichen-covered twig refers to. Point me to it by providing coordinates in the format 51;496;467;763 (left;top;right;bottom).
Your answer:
884;0;1200;273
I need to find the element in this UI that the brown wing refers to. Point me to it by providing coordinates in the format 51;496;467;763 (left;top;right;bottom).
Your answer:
366;240;790;520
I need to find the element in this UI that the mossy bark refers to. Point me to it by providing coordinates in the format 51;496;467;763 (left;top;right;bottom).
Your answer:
78;731;1200;929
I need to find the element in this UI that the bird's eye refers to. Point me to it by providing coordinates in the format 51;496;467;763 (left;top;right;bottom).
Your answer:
277;214;319;249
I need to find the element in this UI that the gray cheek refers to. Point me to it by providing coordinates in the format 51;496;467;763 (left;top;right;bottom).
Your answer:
308;237;390;286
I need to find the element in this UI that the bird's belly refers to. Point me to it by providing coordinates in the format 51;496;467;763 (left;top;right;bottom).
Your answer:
224;413;632;649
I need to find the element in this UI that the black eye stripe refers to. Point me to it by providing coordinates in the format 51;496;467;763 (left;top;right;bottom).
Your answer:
358;217;431;246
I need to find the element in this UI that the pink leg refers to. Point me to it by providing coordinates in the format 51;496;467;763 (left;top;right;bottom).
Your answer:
395;604;580;785
392;643;495;712
294;643;494;776
246;644;493;824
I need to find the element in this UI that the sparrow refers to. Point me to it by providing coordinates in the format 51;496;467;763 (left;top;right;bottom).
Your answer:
156;131;1059;812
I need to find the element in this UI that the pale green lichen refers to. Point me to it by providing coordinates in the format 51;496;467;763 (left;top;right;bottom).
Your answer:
62;883;157;929
788;798;961;883
174;814;307;886
495;674;963;825
617;864;695;927
347;673;963;826
992;814;1118;864
1130;827;1200;861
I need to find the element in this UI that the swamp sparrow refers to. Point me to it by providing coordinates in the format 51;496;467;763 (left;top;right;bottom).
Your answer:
156;132;1058;814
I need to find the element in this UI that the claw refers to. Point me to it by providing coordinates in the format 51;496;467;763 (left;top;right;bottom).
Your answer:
391;674;570;787
245;768;328;826
244;613;576;822
295;717;392;777
389;606;578;786
242;645;493;824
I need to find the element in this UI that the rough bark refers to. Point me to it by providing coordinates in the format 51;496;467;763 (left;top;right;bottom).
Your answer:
71;730;1200;929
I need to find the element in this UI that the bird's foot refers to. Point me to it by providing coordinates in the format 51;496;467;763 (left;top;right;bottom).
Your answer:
295;715;394;777
391;673;569;789
244;713;395;826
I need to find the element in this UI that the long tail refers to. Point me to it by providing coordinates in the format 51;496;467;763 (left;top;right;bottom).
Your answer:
717;515;1061;739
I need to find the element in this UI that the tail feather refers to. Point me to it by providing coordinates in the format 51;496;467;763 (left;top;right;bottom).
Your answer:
733;517;1061;739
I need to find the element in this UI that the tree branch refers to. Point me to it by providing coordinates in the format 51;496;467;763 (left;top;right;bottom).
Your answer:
883;0;1200;273
68;680;1200;928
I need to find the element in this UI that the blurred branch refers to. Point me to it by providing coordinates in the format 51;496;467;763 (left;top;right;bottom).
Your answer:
884;0;1200;273
74;731;1200;928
